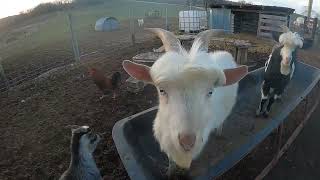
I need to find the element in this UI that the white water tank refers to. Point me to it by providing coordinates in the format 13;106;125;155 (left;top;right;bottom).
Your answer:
179;10;207;33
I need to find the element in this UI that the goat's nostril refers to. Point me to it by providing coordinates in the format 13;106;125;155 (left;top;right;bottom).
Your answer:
178;133;196;151
282;58;290;65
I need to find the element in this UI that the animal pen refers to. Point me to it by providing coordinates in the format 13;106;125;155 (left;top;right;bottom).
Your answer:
1;0;320;179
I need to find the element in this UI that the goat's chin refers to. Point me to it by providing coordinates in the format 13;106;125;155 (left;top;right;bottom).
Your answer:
280;63;290;75
173;153;193;169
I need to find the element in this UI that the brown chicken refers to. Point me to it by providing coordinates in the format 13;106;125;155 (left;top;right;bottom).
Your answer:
88;68;121;100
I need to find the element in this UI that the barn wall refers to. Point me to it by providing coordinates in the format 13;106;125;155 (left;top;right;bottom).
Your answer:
233;11;259;34
209;8;232;31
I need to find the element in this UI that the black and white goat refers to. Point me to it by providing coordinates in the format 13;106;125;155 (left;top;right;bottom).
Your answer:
60;126;102;180
256;27;303;117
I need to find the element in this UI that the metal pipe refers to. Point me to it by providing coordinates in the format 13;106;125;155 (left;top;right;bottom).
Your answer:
307;0;313;19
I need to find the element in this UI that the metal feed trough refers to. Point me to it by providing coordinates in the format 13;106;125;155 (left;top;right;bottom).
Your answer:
113;62;320;180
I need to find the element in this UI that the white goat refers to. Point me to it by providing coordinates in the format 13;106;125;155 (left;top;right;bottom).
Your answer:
295;17;305;26
122;28;248;176
138;18;144;27
256;26;303;117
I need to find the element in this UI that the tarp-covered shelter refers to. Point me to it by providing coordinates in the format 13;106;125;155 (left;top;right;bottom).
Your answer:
95;17;119;31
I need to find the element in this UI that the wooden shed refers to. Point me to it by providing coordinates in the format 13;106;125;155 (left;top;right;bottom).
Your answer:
208;2;295;38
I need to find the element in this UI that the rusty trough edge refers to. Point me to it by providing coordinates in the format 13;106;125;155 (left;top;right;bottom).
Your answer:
254;86;320;180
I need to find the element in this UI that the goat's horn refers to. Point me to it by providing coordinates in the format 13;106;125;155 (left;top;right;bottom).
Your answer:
145;28;183;53
190;29;229;54
280;25;290;33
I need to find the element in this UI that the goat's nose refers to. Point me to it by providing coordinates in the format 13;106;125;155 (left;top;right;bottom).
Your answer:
283;58;290;65
178;133;196;152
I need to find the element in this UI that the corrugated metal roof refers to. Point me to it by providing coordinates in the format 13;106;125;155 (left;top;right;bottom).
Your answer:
208;0;295;14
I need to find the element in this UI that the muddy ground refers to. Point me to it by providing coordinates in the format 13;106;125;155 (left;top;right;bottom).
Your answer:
0;33;320;180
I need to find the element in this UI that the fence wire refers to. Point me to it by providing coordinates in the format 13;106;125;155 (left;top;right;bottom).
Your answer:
0;1;208;93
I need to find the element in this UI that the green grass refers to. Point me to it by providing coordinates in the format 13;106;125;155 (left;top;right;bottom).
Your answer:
0;0;187;64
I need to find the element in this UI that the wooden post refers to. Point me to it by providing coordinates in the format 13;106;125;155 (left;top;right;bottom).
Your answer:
165;8;168;30
312;18;318;40
234;46;249;64
129;8;136;45
68;13;80;62
0;60;9;93
307;0;313;19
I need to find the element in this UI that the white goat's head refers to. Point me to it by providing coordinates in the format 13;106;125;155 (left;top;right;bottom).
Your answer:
123;28;247;168
279;26;303;66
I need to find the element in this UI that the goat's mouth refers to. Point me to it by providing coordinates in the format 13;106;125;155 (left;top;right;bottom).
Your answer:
90;134;100;143
178;134;196;152
281;61;290;66
87;131;100;144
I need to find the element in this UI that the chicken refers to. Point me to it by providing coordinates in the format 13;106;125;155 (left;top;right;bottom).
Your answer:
88;68;121;100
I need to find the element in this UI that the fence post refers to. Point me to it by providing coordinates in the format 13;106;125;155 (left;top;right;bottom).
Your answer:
129;8;136;45
68;13;80;62
0;59;9;93
165;8;168;30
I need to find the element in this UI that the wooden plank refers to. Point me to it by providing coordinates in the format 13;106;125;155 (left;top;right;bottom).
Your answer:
257;13;289;37
260;14;287;21
232;9;290;16
259;25;286;32
258;32;273;38
260;19;287;26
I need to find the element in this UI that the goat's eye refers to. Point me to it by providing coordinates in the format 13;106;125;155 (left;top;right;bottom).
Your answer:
159;89;167;96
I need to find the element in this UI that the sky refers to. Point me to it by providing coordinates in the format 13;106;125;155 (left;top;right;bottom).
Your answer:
0;0;319;19
0;0;53;18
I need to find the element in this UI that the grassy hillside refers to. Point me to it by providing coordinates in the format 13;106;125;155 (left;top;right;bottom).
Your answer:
0;0;187;74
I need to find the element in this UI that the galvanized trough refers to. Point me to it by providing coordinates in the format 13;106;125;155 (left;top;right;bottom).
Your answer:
113;62;320;180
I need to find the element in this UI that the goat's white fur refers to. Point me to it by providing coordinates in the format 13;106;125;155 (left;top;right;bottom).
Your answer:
123;29;246;169
279;31;303;75
148;32;239;168
151;51;238;168
138;19;144;27
295;17;305;26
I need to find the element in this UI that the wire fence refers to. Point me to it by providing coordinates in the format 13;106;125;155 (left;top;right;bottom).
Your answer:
0;1;208;94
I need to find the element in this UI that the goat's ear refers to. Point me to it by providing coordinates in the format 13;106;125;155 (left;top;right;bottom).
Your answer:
223;65;248;86
122;60;153;83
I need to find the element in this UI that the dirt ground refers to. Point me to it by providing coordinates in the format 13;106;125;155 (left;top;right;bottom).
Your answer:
266;104;320;180
0;33;319;180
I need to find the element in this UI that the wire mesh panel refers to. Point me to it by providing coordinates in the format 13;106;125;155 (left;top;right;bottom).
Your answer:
0;10;73;92
69;0;196;64
179;10;207;33
0;0;208;93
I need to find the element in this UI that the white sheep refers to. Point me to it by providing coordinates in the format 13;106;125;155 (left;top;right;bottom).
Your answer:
122;28;248;176
137;18;144;27
256;26;303;117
